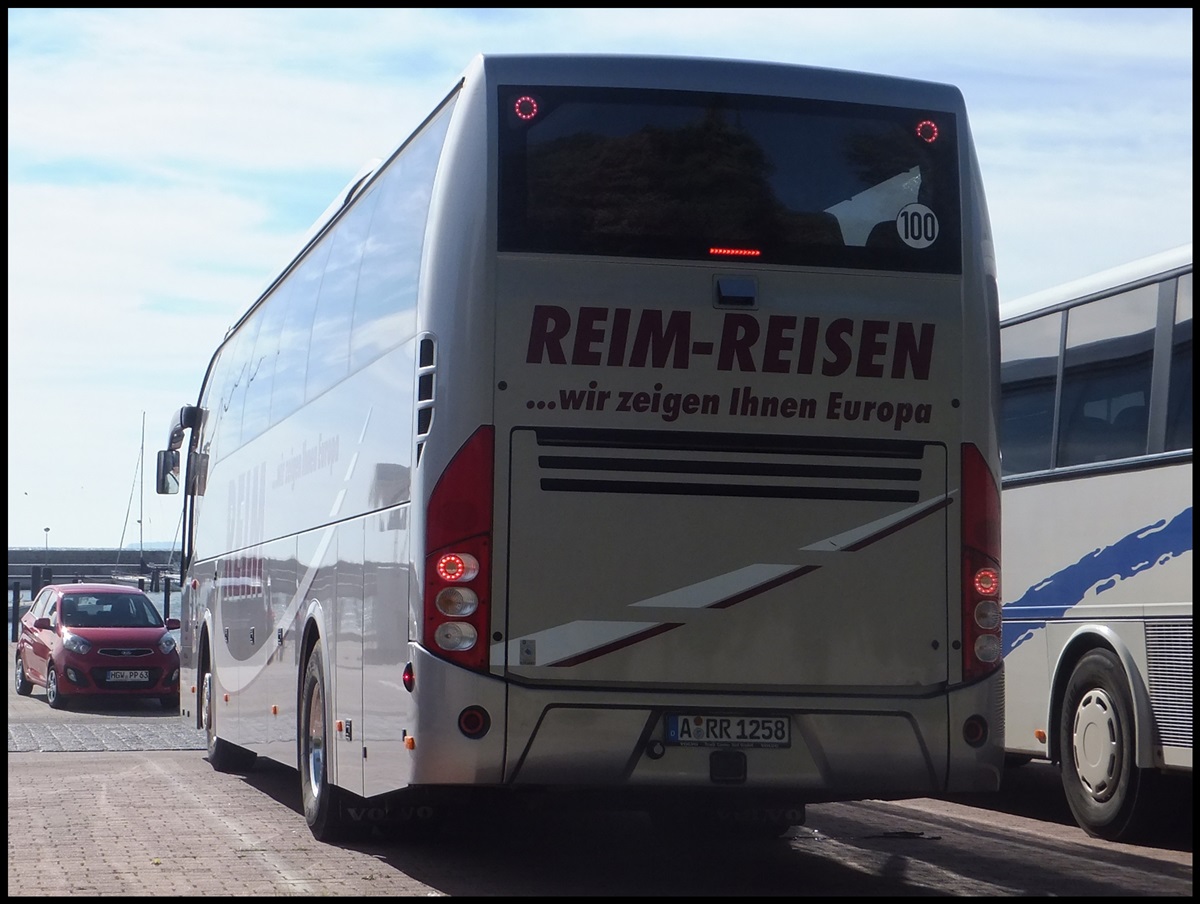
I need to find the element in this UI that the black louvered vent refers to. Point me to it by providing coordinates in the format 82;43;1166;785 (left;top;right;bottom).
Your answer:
530;427;927;503
415;335;436;466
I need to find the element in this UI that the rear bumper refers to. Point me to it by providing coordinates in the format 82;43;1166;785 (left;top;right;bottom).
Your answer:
504;690;1003;798
406;643;1004;797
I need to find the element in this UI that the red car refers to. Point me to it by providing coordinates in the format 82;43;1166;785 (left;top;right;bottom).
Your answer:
14;583;181;709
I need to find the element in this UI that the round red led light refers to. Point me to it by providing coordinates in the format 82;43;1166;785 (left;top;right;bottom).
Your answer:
514;96;538;120
436;552;479;582
915;120;939;143
974;567;999;597
438;555;466;581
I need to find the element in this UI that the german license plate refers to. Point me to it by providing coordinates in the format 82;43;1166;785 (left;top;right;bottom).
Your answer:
107;669;149;682
665;714;790;748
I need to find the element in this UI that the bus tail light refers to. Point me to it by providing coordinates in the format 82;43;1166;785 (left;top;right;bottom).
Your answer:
424;426;494;673
435;586;479;617
434;621;478;652
961;442;1001;684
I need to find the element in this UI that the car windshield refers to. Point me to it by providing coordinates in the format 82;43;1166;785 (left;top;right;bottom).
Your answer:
61;593;164;628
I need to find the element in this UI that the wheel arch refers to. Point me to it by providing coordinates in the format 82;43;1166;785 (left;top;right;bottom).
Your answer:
1049;624;1157;769
296;604;358;841
298;603;326;702
196;625;212;731
299;615;322;670
296;601;329;761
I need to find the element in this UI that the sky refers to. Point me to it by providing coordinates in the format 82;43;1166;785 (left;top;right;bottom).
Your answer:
7;8;1193;549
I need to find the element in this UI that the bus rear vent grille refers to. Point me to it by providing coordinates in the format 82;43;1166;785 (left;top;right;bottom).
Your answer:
530;427;927;503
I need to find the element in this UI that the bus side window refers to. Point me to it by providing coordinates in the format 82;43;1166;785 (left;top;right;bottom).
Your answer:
1059;412;1109;466
1165;272;1193;452
1057;287;1156;468
1000;312;1061;476
306;189;379;402
1110;404;1148;459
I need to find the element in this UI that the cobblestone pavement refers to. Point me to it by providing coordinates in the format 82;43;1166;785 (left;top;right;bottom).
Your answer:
8;717;205;752
7;640;443;896
7;749;445;896
7;643;1191;897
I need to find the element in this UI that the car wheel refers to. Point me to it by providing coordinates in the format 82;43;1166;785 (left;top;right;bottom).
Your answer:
46;663;68;710
1058;648;1159;842
14;652;33;696
300;639;355;841
201;668;256;773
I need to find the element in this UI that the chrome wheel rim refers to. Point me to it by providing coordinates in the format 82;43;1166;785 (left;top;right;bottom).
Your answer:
305;681;324;801
202;673;214;737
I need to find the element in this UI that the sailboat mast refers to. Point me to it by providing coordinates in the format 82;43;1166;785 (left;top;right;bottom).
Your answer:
139;411;145;571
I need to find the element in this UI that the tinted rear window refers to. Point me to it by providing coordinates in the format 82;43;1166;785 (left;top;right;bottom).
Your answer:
497;85;961;273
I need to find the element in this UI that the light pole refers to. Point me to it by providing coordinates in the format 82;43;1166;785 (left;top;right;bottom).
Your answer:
43;526;50;565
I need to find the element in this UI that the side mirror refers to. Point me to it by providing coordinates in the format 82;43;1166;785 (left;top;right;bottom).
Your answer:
156;449;180;495
165;618;181;630
33;617;51;630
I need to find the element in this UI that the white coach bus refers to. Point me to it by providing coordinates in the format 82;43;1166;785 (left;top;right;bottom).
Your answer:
156;53;1005;841
999;243;1193;841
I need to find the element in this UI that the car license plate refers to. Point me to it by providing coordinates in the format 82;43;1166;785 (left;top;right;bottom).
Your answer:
665;714;790;748
107;669;149;682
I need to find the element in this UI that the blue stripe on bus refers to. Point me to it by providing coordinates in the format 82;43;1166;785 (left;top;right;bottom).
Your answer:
1002;506;1192;655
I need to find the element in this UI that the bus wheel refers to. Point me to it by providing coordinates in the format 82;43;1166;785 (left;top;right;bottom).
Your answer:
300;639;351;842
202;669;257;773
1058;648;1156;841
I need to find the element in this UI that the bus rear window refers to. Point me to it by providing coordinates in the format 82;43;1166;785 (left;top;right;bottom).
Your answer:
497;85;961;274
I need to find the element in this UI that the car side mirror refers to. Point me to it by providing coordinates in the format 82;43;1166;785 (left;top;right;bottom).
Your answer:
166;618;181;630
33;617;51;630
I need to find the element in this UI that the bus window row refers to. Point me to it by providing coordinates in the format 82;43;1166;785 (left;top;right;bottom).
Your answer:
200;98;457;465
1000;270;1192;476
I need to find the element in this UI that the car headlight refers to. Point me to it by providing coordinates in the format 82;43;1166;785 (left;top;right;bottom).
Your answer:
159;633;177;655
62;632;91;655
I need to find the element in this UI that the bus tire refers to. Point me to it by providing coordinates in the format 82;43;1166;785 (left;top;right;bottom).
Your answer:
1058;648;1157;841
202;668;257;773
300;639;353;842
